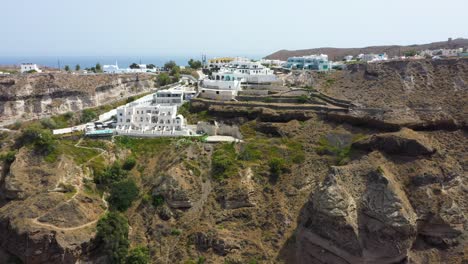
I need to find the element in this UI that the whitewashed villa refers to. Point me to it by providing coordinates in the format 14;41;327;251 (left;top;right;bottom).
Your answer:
115;87;196;137
199;72;243;101
207;57;277;84
20;63;42;73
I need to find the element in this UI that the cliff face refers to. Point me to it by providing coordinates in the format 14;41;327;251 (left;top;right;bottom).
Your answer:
0;73;155;126
286;58;468;127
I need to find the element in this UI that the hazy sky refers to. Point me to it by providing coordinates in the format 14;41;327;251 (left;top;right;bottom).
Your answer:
1;0;467;57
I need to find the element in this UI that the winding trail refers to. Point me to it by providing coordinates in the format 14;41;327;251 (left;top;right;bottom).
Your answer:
30;138;109;231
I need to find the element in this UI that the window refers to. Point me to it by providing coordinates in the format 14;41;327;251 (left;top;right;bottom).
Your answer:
120;119;122;122
119;113;122;116
216;91;219;94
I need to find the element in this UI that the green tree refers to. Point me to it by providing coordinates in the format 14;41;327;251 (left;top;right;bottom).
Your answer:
96;212;129;263
122;157;136;171
164;60;177;71
170;66;180;76
129;63;140;69
64;65;70;72
146;64;156;69
109;179;139;211
157;73;171;86
404;50;417;57
94;161;128;185
95;63;102;73
126;246;150;264
75;64;81;71
81;109;97;123
188;59;202;69
18;125;56;154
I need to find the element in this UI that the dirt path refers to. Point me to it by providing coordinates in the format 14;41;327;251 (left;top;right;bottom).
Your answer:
30;138;109;231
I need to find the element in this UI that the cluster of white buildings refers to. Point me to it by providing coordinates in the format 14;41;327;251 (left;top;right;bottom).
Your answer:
114;86;196;137
357;53;389;63
103;63;165;74
199;56;280;100
419;48;465;58
20;63;42;73
206;57;277;84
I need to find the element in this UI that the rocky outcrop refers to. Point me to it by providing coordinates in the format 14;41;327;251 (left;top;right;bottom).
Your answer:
0;73;155;126
2;149;82;200
297;160;418;264
296;143;467;264
152;165;202;210
190;231;241;256
352;128;436;156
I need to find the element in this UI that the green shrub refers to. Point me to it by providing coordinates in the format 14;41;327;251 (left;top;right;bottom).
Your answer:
96;212;129;264
40;118;58;129
238;144;262;161
170;229;182;236
297;95;309;104
18;125;56;154
316;134;356;165
122;157;137;171
125;246;150;264
152;194;165;207
211;143;238;181
0;151;16;164
269;157;286;181
81;109;97;123
94;161;128;185
108;179;140;211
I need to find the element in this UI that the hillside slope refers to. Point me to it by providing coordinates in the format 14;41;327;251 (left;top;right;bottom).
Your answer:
265;38;468;60
0;73;155;126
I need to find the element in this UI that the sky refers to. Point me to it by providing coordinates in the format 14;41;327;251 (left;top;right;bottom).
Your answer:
1;0;467;58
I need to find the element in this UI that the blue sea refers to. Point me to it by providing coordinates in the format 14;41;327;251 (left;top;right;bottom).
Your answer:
0;54;263;69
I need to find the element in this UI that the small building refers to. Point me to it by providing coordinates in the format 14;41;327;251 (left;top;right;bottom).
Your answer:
20;63;42;73
344;55;354;62
199;73;242;101
154;89;185;105
359;53;388;63
284;54;332;71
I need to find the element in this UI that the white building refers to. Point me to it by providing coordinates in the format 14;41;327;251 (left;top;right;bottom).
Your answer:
20;63;42;73
344;55;354;62
199;72;242;101
153;89;184;105
359;53;388;62
103;63;165;74
258;59;286;67
284;54;332;71
115;104;194;137
114;84;198;137
207;57;277;84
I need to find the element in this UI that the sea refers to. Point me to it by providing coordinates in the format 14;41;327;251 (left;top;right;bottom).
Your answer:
0;54;263;69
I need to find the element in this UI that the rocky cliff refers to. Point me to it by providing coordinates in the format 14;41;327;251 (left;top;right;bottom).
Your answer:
0;73;155;126
286;58;468;129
